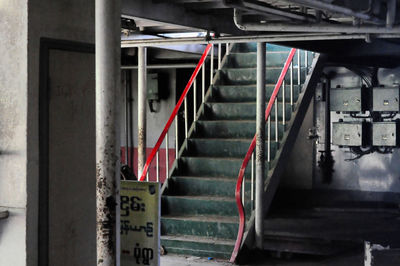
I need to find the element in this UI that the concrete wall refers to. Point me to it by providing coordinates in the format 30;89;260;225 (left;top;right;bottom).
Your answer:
0;1;28;265
27;0;95;265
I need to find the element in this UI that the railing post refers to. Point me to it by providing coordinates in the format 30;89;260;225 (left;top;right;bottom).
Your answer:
255;42;266;250
138;47;147;178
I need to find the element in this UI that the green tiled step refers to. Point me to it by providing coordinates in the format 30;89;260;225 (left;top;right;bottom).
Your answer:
226;52;312;68
204;102;292;121
211;84;301;103
178;157;269;177
187;138;278;159
162;195;251;217
161;215;239;240
231;43;291;53
217;68;306;85
195;120;285;140
169;176;251;197
161;235;235;259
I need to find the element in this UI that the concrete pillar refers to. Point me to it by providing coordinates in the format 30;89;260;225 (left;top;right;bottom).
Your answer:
95;0;121;265
255;42;266;249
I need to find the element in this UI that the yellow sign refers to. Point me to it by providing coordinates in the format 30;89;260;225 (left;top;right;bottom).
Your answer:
120;181;160;266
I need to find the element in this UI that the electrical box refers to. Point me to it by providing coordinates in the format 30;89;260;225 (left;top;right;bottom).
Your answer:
372;122;397;146
330;87;362;112
372;86;399;112
332;122;365;146
147;73;159;101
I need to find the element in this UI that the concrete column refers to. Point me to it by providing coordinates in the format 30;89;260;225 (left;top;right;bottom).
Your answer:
255;42;266;249
138;47;147;178
95;0;121;265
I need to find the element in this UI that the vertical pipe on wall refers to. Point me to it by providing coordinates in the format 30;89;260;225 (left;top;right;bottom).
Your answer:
95;0;121;264
255;42;266;250
124;70;129;166
138;47;147;178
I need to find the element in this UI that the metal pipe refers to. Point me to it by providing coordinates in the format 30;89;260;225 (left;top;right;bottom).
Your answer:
138;47;147;178
282;80;286;126
255;42;266;250
166;132;169;179
184;98;188;139
122;33;400;47
251;152;254;209
285;0;381;23
156;151;159;182
175;117;178;159
297;50;301;86
121;63;196;69
267;116;271;162
275;99;278;143
210;45;214;85
218;43;222;70
95;0;121;264
202;64;205;103
125;70;129;165
290;62;294;107
193;79;197;122
305;50;308;76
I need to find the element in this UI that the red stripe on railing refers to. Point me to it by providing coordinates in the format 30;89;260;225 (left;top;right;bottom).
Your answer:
139;43;213;181
230;48;297;263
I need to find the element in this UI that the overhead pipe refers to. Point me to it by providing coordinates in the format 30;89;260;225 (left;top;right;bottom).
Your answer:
285;0;382;25
95;0;121;264
224;0;314;22
234;9;400;34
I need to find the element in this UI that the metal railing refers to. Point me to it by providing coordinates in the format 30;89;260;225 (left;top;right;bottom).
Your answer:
230;48;310;262
139;43;231;182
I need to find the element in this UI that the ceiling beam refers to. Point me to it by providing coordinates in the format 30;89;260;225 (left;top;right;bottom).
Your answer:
121;0;243;35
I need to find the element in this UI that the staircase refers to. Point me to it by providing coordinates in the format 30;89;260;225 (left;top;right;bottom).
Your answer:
160;43;315;259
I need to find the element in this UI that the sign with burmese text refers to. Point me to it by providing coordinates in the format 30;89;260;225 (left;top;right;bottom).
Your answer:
121;181;160;266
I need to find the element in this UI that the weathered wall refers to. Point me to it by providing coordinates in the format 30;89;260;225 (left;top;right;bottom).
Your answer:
27;0;95;265
0;2;28;265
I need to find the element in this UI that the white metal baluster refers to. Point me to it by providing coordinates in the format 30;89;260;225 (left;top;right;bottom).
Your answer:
184;98;188;139
275;98;278;143
210;44;214;85
146;170;149;182
218;43;222;70
305;50;308;77
282;80;286;126
202;64;205;103
156;151;159;182
226;43;230;55
290;60;294;108
251;152;254;209
297;50;301;87
175;116;178;159
193;79;197;122
267;116;271;162
166;132;169;179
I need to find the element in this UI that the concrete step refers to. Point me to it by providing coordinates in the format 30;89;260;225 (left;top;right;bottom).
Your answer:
211;84;300;103
195;120;285;140
226;52;313;68
169;175;251;197
204;102;292;121
187;138;278;159
179;156;268;178
161;214;239;240
218;67;306;86
162;195;251;217
161;235;235;259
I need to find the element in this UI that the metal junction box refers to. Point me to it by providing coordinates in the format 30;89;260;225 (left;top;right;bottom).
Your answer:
332;122;365;146
372;122;397;146
330;87;362;112
372;86;399;112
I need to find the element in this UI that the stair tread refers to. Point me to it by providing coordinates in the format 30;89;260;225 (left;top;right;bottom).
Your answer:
164;195;235;202
222;66;297;70
161;234;236;245
172;175;251;182
190;137;279;143
162;214;238;223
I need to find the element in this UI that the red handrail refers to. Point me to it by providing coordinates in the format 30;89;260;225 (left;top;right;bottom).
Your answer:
139;43;213;181
230;48;297;262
